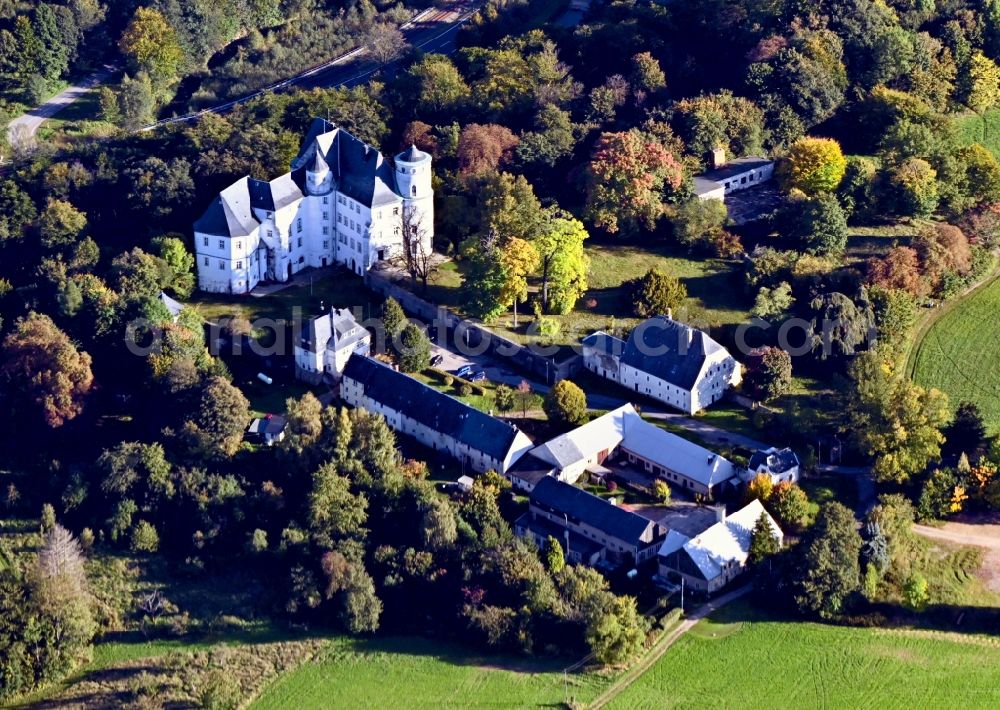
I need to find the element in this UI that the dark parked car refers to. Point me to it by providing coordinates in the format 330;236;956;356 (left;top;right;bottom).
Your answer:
469;370;487;383
454;364;474;378
430;354;444;367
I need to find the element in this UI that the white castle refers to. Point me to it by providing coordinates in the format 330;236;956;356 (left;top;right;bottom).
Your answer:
193;118;434;293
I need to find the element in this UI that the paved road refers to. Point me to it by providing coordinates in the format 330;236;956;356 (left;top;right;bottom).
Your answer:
588;585;752;710
6;65;115;145
145;3;475;130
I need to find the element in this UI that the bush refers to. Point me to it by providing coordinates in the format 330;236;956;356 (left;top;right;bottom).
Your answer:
196;669;242;710
130;520;160;553
459;383;473;397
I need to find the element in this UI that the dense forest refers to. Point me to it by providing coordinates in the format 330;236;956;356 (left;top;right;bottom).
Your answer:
4;0;1000;702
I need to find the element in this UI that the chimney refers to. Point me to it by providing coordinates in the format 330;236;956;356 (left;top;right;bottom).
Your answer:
715;505;726;523
711;148;726;169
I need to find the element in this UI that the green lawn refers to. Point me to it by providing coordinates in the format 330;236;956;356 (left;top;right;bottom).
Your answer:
912;273;1000;432
607;602;1000;709
252;635;611;709
187;266;376;324
423;241;751;349
952;108;1000;159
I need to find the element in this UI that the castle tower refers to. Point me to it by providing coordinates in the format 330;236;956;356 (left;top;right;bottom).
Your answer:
305;146;333;196
394;145;434;248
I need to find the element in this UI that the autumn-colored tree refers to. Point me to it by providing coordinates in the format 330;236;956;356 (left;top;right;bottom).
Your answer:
38;198;87;250
746;473;774;504
889;157;938;217
119;7;183;89
457;124;519;177
847;352;950;483
497;237;539;327
406;54;470;114
400;121;438;155
780;137;847;194
585;129;685;234
743;346;793;402
912;223;972;292
964;51;1000;114
866;246;926;297
1;312;94;427
182;376;250;459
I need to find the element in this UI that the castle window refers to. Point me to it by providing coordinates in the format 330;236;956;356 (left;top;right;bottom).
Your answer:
393;207;399;216
218;240;224;249
323;196;328;204
203;237;208;247
297;236;303;248
236;241;242;250
218;260;224;269
236;260;243;269
203;257;209;266
323;240;329;248
411;186;417;196
323;212;328;220
297;219;302;233
322;227;329;235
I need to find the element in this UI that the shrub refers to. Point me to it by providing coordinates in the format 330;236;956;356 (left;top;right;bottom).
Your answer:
196;669;241;710
459;383;473;397
130;520;160;553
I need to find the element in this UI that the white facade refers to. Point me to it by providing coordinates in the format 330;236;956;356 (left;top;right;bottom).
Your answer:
193;120;434;294
295;308;372;383
693;153;775;202
582;318;742;415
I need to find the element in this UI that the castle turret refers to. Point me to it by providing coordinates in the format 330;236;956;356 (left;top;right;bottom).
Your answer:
306;147;333;196
394;145;432;200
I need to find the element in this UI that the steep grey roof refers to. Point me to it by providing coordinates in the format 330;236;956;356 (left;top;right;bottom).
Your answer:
398;144;426;162
194;177;258;237
582;331;626;357
529;477;656;545
301;310;333;354
622;316;724;391
292;119;401;208
342;355;524;462
749;447;799;474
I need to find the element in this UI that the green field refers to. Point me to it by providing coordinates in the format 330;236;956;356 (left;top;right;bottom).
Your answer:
252;635;610;709
912;273;1000;432
952;108;1000;160
607;603;1000;709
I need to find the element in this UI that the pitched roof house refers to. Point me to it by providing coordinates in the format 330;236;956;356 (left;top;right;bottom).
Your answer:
657;499;782;593
340;355;533;474
514;404;738;498
582;315;741;413
295;307;371;383
515;476;666;567
743;447;800;485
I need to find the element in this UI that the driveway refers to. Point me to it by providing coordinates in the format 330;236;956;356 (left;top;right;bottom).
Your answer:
6;64;115;145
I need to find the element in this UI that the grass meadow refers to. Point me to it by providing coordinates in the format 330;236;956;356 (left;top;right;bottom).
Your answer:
912;273;1000;432
252;635;610;709
607;602;1000;710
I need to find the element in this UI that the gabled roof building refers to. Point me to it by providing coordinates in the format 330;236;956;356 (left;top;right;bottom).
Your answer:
515;477;667;567
340;355;533;474
295;307;372;384
657;499;783;593
582;315;741;414
193;119;434;294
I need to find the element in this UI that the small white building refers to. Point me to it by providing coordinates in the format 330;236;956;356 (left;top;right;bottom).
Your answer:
693;149;774;202
295;307;371;384
657;499;783;594
193;119;434;293
246;414;287;446
340;355;533;474
744;447;800;485
582;316;741;414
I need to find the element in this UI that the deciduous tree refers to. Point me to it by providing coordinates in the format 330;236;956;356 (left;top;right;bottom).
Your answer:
780;137;847;194
544;380;588;426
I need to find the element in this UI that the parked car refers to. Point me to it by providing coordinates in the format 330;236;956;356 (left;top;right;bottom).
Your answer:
469;370;487;383
430;353;444;367
454;364;474;378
